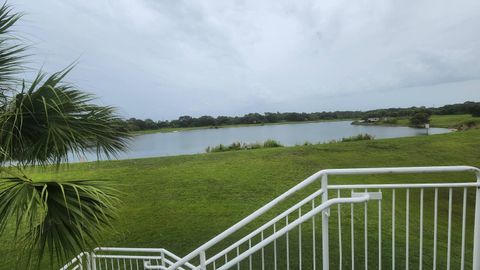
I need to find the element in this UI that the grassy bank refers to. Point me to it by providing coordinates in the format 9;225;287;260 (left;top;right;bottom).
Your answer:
135;115;478;135
1;129;480;269
353;114;480;129
415;114;480;128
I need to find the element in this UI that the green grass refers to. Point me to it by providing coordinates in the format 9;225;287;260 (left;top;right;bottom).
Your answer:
396;114;480;128
1;130;480;269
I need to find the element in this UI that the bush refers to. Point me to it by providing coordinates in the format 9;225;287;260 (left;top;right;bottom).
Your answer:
471;106;480;117
341;134;375;142
456;120;480;130
206;140;283;153
409;112;431;127
263;139;283;148
246;143;262;149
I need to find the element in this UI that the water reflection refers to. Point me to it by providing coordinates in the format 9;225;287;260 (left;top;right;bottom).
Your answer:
73;121;451;161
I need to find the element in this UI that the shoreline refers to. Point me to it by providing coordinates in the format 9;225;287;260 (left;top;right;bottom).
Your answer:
131;119;355;135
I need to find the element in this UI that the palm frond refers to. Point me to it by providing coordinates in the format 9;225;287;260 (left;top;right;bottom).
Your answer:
0;2;27;90
0;3;127;269
0;67;131;166
0;173;120;268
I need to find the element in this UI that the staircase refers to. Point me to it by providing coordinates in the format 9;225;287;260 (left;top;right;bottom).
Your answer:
61;166;480;270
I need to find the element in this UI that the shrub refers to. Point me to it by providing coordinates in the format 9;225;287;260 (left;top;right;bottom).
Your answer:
409;112;431;127
206;140;283;153
246;143;263;149
456;120;480;130
263;139;283;148
341;133;375;142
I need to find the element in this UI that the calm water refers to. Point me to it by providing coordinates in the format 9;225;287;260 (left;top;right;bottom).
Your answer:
75;121;451;161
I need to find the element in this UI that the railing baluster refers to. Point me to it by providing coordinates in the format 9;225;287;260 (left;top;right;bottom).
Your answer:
447;188;452;270
248;239;252;270
433;188;438;270
419;189;424;270
298;208;302;270
406;189;410;270
351;189;355;270
461;187;467;270
160;251;166;267
364;188;368;270
312;200;317;270
474;171;480;270
117;258;120;270
337;190;343;270
392;189;396;270
321;174;329;270
274;223;278;270
378;188;382;270
260;232;264;270
286;216;290;270
236;246;240;270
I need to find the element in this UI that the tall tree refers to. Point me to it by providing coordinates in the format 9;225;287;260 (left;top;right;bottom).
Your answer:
0;3;130;268
409;111;431;127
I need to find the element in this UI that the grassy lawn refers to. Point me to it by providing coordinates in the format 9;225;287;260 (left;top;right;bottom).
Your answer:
1;129;480;269
394;114;480;128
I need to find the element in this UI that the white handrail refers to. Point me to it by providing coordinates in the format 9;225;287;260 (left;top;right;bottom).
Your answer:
59;252;86;270
216;194;376;270
329;182;480;189
167;166;479;270
206;188;325;264
321;165;479;175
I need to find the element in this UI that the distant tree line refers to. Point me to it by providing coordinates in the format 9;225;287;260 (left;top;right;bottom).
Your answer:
121;101;480;132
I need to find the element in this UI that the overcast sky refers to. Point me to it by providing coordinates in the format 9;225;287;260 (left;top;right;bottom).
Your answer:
13;0;480;119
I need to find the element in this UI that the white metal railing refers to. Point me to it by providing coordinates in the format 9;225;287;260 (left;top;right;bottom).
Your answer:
61;247;195;270
61;166;480;270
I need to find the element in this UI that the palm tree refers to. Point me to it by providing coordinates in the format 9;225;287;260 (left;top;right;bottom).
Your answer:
0;3;131;268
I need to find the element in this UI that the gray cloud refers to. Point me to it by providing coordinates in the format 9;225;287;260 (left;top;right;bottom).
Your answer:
14;0;480;119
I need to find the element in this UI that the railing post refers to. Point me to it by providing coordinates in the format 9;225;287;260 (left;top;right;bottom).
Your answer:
321;174;329;270
90;252;96;270
473;172;480;269
160;250;167;269
85;252;90;270
200;251;207;270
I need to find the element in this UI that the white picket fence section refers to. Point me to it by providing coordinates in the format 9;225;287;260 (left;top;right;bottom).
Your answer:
61;166;480;270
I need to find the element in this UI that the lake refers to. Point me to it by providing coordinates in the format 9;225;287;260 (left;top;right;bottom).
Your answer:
75;121;451;161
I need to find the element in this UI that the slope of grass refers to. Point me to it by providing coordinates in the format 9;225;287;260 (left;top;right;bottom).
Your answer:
1;129;480;269
395;114;480;128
